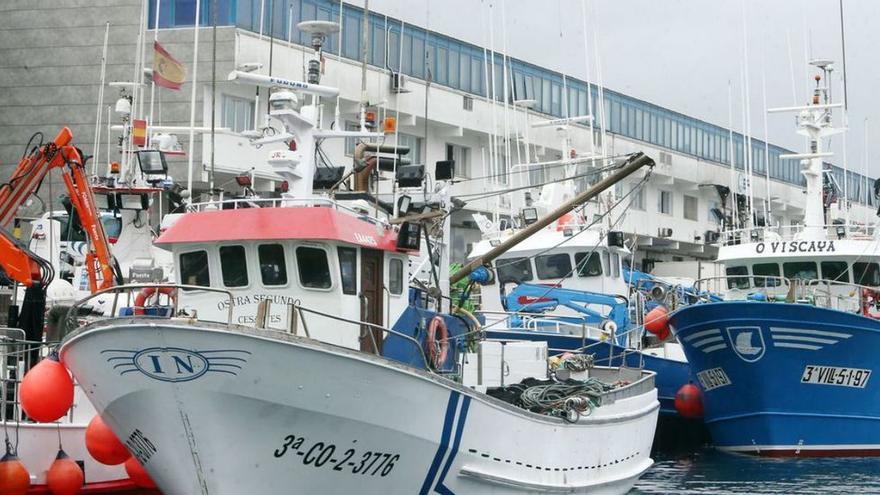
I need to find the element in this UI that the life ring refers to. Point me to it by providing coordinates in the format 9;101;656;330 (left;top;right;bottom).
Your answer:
134;286;177;316
425;316;449;369
862;288;880;319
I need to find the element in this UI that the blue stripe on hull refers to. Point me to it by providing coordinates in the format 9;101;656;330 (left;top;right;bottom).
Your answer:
671;301;880;455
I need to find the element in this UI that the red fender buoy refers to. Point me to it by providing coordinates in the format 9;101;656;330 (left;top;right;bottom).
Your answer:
124;457;157;489
644;306;670;340
20;354;74;423
0;452;30;495
674;383;704;419
85;416;130;466
47;450;83;495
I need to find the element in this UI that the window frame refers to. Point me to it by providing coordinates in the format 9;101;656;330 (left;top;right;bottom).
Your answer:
820;261;850;283
179;249;211;287
294;244;334;291
574;251;603;277
388;256;405;295
257;243;289;287
534;253;574;280
218;244;250;288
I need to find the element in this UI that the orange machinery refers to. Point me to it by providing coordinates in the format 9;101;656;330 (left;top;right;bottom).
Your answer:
0;127;116;292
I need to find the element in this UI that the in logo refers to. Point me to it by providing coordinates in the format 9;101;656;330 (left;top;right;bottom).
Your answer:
103;347;251;382
726;326;765;363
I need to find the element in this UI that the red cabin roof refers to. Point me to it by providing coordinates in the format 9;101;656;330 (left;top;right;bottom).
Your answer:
156;207;404;252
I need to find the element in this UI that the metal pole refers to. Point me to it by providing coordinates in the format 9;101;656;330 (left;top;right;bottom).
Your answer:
450;152;654;284
210;0;217;195
186;0;202;195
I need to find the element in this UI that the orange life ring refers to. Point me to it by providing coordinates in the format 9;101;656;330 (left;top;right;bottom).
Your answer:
134;286;177;316
426;316;449;369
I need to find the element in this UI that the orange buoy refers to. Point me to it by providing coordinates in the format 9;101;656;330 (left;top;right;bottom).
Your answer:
46;450;83;495
85;416;130;466
0;452;30;495
20;354;74;423
124;457;156;489
644;305;670;340
674;383;704;419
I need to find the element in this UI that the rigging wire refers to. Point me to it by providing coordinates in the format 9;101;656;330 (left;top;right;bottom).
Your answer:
452;162;623;202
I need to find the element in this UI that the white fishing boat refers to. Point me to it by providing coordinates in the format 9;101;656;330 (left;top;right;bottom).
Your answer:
50;22;659;494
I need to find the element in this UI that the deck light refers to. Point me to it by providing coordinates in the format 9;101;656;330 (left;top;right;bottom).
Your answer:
235;175;252;187
521;207;538;226
836;224;846;239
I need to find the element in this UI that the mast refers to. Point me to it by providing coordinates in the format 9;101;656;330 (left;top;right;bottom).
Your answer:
769;61;843;239
451;152;653;284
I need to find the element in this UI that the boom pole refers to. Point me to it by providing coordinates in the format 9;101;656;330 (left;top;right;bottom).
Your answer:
450;152;654;284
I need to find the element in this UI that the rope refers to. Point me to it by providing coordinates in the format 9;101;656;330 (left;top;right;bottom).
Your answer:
517;379;612;423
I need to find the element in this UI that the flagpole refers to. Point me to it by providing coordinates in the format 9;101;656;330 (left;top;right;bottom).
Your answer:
148;0;161;148
186;0;202;196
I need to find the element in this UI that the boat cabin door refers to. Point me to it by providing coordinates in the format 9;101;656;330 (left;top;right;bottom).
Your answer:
360;248;384;353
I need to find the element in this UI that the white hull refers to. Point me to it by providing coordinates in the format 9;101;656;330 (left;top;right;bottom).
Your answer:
60;318;658;495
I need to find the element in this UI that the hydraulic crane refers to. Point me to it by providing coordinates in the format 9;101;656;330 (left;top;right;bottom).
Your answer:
0;127;118;294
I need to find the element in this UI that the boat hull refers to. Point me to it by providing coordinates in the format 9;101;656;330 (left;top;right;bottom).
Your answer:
671;301;880;456
60;318;658;494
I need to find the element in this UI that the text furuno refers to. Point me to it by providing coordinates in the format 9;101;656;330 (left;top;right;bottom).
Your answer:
755;241;835;254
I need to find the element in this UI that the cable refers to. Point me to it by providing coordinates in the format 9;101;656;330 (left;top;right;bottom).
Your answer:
452;163;621;202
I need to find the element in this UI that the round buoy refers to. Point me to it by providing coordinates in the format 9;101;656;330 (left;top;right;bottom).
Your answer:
85;416;130;465
124;457;156;489
47;450;83;495
674;383;704;419
20;355;74;423
644;306;670;340
0;452;30;495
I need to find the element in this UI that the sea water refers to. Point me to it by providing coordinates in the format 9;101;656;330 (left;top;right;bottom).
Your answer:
631;449;880;494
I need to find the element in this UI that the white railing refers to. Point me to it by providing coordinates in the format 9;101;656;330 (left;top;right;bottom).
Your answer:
185;196;393;228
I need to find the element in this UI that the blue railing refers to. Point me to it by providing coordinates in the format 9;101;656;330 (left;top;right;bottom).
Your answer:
149;0;874;206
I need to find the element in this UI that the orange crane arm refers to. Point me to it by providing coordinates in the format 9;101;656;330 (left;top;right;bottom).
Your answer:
0;127;117;292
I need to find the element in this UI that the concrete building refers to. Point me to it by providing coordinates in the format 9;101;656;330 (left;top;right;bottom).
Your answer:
1;0;873;268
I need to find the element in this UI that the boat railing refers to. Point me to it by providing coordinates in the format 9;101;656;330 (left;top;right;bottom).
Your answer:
0;331;84;424
290;302;434;371
802;279;880;313
65;283;237;328
693;275;791;300
717;222;874;245
185;197;393;228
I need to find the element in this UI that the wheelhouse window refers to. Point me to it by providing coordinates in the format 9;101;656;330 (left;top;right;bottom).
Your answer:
496;257;533;284
726;266;749;289
783;261;818;281
297;247;332;289
752;263;780;287
612;253;621;278
180;250;210;287
820;261;850;283
535;253;572;279
219;245;248;287
854;262;880;287
574;252;602;277
337;247;357;295
389;258;404;295
258;244;287;286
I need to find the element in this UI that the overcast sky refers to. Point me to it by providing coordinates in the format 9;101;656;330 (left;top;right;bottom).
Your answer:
352;0;879;177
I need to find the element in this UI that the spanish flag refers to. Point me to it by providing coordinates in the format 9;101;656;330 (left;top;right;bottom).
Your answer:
153;41;185;91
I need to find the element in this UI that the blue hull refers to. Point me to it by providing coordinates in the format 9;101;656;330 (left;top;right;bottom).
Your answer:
485;330;691;417
671;301;880;456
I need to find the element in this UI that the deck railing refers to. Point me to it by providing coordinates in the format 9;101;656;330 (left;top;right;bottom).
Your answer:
717;222;875;245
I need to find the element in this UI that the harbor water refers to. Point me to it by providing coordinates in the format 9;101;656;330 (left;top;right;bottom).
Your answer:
631;448;880;494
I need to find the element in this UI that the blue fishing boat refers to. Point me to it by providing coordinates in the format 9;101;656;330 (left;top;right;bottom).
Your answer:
670;60;880;456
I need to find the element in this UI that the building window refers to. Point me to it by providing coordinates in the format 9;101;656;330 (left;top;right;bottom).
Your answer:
344;121;359;156
297;247;332;289
631;186;646;210
683;195;698;221
389;258;404;295
180;250;210;287
219;245;248;287
397;133;422;164
446;143;470;178
221;94;255;133
535;253;573;280
337;247;357;295
658;190;673;215
258;244;287;286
